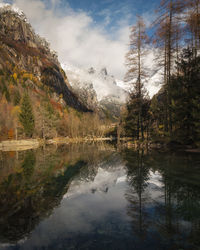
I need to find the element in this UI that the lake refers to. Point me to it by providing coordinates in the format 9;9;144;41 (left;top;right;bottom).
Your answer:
0;143;200;250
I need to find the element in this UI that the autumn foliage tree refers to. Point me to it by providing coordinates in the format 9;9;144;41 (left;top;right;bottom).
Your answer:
122;0;200;145
124;15;149;140
184;0;199;51
153;0;183;134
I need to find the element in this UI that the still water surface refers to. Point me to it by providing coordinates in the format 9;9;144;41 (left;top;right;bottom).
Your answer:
0;143;200;250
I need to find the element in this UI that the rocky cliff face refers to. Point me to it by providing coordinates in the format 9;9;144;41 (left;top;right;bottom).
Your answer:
64;68;99;111
99;95;124;121
63;65;128;120
0;6;89;112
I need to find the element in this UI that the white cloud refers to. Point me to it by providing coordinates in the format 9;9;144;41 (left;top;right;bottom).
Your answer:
1;0;129;80
0;0;161;96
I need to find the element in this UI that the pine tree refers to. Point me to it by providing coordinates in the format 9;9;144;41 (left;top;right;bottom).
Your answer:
169;48;200;143
124;15;149;140
19;93;35;137
150;47;200;144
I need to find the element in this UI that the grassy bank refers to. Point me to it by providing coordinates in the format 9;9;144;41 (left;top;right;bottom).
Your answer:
0;137;114;151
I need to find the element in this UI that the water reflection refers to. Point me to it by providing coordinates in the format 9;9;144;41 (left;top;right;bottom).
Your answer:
123;148;200;249
0;151;85;244
125;149;150;238
0;144;200;249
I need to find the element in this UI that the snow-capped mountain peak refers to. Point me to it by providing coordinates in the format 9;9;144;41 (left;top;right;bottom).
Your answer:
62;64;128;103
0;3;26;21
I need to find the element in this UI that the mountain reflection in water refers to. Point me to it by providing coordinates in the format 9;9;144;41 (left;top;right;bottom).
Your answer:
0;143;200;250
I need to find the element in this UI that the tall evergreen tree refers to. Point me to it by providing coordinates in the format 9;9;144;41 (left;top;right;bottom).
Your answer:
169;48;200;143
150;47;200;144
124;15;149;140
19;93;35;137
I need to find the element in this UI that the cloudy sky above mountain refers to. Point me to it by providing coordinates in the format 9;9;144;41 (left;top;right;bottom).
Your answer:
0;0;161;96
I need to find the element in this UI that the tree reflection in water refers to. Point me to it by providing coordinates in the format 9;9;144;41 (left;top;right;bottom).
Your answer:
0;144;200;250
0;145;93;244
124;149;150;238
123;148;200;249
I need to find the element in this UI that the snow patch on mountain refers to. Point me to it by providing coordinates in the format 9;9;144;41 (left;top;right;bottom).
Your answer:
62;64;128;103
0;3;25;18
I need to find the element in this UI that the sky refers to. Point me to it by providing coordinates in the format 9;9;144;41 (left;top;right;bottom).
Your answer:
0;0;161;94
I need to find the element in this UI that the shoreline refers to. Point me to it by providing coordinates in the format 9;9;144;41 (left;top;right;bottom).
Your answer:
0;137;115;151
0;137;199;152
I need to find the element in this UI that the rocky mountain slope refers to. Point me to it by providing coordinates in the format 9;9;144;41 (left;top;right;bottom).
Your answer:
63;65;128;119
0;6;89;112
